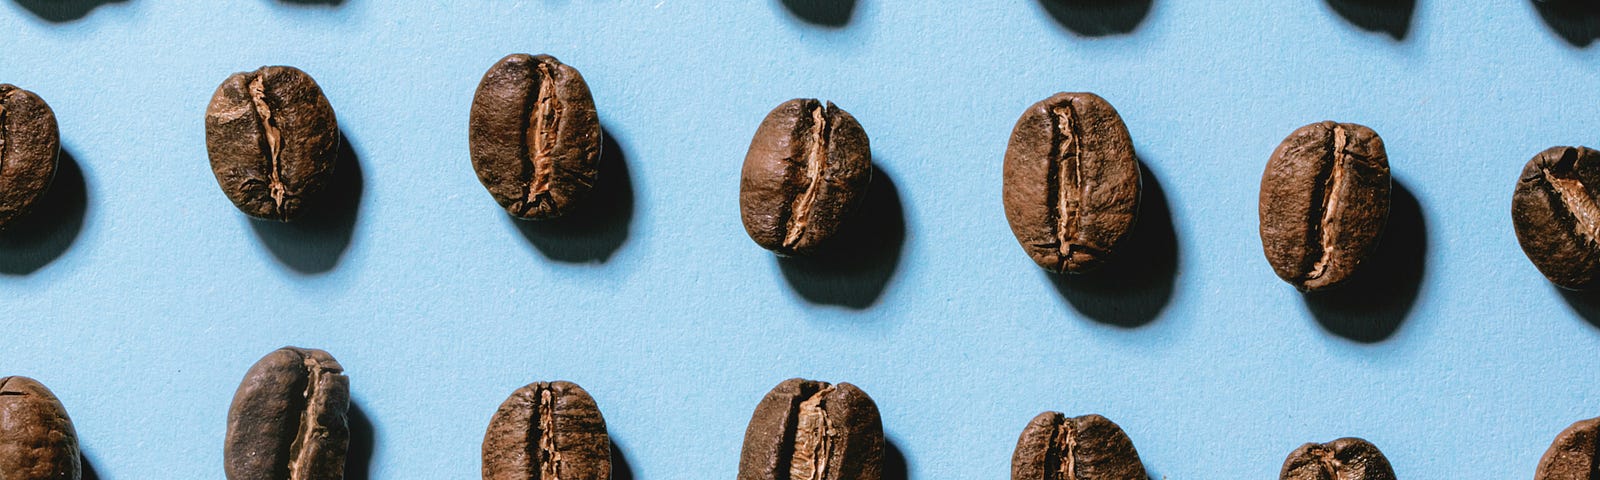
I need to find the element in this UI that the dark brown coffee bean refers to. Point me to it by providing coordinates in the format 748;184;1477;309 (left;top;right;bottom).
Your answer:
738;378;883;480
0;376;80;480
206;66;340;222
1002;92;1141;274
0;84;60;229
1259;121;1391;292
469;54;602;220
482;381;610;480
1513;146;1600;290
740;99;872;256
1536;416;1600;480
224;347;349;480
1010;412;1145;480
1279;437;1395;480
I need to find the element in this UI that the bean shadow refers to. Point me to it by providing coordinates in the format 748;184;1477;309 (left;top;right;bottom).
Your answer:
11;0;126;22
511;127;634;263
0;150;88;275
80;455;101;480
278;0;345;6
1048;161;1178;328
882;438;908;480
1557;286;1600;329
777;0;857;27
610;441;635;480
345;401;374;480
1038;0;1154;37
1326;0;1416;40
1532;0;1600;47
777;168;906;309
1303;180;1426;343
248;131;363;274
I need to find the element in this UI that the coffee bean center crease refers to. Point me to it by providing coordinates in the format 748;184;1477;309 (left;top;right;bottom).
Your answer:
286;355;341;480
1044;103;1094;268
1046;416;1078;480
524;62;564;211
528;385;564;480
247;74;288;212
782;103;834;250
1540;149;1600;244
789;385;836;480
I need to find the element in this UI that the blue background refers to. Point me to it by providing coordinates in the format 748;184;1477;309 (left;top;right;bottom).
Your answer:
3;1;1600;478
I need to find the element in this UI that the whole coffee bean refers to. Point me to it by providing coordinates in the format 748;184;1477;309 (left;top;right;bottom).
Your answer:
1536;416;1600;479
482;381;610;480
738;378;883;480
1002;92;1141;274
1513;146;1600;290
469;54;602;220
1259;121;1391;292
1279;437;1395;480
740;99;872;256
0;84;60;229
225;347;349;480
0;376;80;480
1010;412;1146;480
206;66;340;221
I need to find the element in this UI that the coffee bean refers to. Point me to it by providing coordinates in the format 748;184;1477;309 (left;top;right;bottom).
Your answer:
0;376;80;480
1513;146;1600;289
1535;416;1600;479
1010;412;1146;480
1279;437;1395;480
1259;121;1391;292
224;347;349;480
206;66;340;222
738;378;883;480
469;54;602;220
1002;92;1141;274
740;99;872;256
0;84;60;229
482;381;610;480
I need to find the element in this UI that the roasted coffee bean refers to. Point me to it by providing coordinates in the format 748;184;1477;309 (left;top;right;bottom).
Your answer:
1513;146;1600;290
0;376;80;480
1010;412;1146;480
482;381;610;480
738;378;883;480
469;54;602;220
1535;416;1600;479
206;66;339;221
1002;92;1141;274
224;347;349;480
1279;437;1395;480
740;99;872;256
0;84;60;229
1259;121;1391;292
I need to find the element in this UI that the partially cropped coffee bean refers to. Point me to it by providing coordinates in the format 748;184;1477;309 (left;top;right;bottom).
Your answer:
0;84;60;229
1259;121;1391;292
1011;412;1146;480
0;376;80;480
740;99;872;256
469;54;602;220
1002;92;1141;273
738;378;883;480
1513;146;1600;290
1535;416;1600;479
482;381;611;480
205;66;340;221
1279;437;1395;480
224;347;349;480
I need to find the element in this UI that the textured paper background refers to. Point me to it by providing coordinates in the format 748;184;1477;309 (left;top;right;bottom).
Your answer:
3;1;1599;478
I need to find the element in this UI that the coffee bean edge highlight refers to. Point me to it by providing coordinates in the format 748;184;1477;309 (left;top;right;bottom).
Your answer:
1259;121;1392;292
0;376;82;480
1534;416;1600;480
737;378;885;480
1278;437;1396;480
469;53;603;221
0;84;62;230
205;66;341;222
482;381;612;480
1002;92;1142;274
224;346;350;480
1010;411;1147;480
740;99;874;256
1512;146;1600;290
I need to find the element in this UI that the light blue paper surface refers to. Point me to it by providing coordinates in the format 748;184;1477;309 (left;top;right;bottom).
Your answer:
3;1;1600;478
